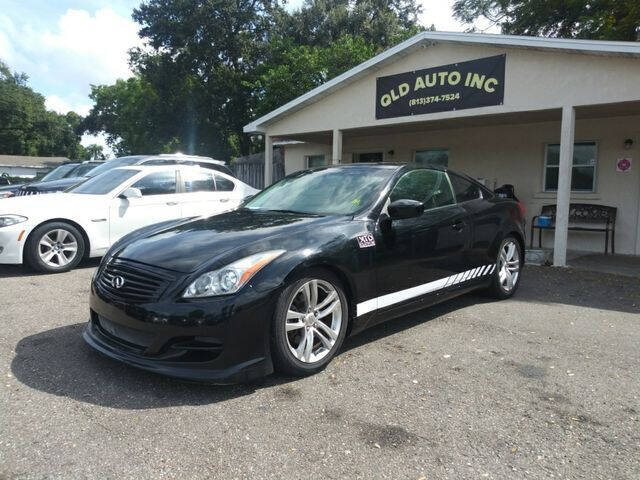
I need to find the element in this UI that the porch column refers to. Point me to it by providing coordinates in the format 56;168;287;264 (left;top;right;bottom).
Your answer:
553;106;575;267
264;135;273;187
332;129;343;164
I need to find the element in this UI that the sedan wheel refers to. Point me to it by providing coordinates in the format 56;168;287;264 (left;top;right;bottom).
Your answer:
25;222;85;273
271;270;349;376
38;228;79;268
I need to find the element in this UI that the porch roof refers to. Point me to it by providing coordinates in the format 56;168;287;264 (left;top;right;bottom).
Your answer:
244;32;640;134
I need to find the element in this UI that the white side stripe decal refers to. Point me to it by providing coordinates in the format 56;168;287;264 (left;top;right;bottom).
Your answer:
356;263;496;317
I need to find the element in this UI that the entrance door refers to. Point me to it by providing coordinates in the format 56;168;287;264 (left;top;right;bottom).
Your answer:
372;168;473;319
109;170;181;244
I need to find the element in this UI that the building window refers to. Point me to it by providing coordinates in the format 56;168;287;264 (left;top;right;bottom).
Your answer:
306;155;327;168
414;149;449;167
355;152;383;163
544;142;597;192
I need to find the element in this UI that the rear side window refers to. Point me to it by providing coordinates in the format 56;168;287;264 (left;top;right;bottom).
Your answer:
141;159;177;166
132;171;177;196
389;169;454;209
449;174;481;203
183;170;216;192
214;174;235;192
198;162;234;177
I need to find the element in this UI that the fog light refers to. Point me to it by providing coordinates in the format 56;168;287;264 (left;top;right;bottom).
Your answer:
0;247;3;254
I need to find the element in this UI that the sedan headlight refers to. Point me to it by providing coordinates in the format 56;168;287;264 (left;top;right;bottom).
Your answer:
0;215;27;228
183;250;285;298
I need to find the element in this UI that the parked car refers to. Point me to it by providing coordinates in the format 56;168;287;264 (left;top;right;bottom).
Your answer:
0;165;257;272
83;164;526;383
14;154;232;196
0;162;85;198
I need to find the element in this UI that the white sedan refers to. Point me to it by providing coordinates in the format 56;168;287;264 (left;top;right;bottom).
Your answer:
0;165;258;273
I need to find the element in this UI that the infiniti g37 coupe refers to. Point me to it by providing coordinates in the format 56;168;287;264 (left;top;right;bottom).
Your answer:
84;164;525;382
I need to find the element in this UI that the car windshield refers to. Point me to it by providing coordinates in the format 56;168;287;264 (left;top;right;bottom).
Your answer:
67;163;100;178
245;166;396;215
85;156;144;178
69;169;140;195
40;164;78;181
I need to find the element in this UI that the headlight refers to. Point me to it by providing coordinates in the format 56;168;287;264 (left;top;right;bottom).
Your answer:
183;250;285;298
0;215;27;228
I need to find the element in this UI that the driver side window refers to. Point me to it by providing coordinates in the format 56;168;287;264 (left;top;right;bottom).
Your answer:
131;171;177;196
389;169;454;210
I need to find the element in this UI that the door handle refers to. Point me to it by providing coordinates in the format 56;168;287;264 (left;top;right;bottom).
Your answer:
220;198;229;203
451;220;465;231
166;201;178;206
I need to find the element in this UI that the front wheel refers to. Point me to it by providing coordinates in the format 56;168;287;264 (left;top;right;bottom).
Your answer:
486;236;522;299
271;269;349;377
24;222;85;273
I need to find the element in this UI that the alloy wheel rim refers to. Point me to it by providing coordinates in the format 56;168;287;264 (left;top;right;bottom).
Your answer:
38;229;78;268
498;240;520;292
285;279;342;363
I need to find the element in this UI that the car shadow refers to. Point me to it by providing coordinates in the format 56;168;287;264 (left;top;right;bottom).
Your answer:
10;266;638;410
0;258;101;278
10;296;479;410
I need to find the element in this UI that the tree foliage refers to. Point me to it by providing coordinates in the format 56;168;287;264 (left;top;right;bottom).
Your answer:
453;0;640;41
0;61;86;158
82;0;423;159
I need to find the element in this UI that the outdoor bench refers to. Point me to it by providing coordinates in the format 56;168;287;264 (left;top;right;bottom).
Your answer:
530;203;617;254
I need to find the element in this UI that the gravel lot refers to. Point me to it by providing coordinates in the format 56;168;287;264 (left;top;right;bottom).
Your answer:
0;262;639;479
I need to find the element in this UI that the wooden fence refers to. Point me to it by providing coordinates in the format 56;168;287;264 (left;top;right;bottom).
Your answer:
231;149;285;189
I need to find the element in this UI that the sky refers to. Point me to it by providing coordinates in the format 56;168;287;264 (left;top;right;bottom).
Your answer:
0;0;497;153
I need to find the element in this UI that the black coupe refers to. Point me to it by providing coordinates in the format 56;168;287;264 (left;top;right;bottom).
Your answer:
84;164;525;383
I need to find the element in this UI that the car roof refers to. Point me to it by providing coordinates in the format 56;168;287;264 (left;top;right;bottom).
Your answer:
109;154;225;165
114;164;233;175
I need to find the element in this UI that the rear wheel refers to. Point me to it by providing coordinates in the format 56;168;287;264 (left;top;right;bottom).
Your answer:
271;269;349;377
486;236;522;299
25;222;85;273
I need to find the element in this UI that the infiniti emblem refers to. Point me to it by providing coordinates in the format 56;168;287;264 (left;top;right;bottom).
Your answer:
111;275;125;289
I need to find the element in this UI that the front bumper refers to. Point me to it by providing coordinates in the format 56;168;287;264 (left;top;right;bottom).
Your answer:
0;224;28;264
84;279;278;383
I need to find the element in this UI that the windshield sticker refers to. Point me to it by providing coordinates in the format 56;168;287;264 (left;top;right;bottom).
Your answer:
357;233;375;248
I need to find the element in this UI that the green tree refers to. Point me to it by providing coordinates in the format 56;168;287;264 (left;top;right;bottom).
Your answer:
453;0;640;41
83;0;423;158
0;60;86;158
83;144;105;160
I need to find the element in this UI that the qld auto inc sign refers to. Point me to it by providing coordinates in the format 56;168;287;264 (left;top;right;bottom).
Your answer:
375;54;506;120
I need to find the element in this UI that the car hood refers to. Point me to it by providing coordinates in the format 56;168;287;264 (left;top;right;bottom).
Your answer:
0;192;105;216
115;209;337;273
22;176;86;192
0;183;24;192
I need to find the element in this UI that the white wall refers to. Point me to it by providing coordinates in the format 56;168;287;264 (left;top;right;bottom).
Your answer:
284;114;640;255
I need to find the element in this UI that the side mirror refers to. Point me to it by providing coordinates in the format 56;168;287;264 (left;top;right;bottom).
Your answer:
119;187;142;199
388;199;424;220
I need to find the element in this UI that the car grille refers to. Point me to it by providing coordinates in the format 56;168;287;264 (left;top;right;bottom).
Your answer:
15;189;42;196
97;259;175;303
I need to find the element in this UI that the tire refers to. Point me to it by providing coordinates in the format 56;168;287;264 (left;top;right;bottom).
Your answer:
271;269;349;377
25;222;86;273
486;236;522;299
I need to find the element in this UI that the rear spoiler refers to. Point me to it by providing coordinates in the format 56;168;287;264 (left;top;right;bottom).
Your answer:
494;184;518;201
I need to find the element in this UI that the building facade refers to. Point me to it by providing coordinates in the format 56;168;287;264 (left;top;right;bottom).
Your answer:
244;32;640;262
